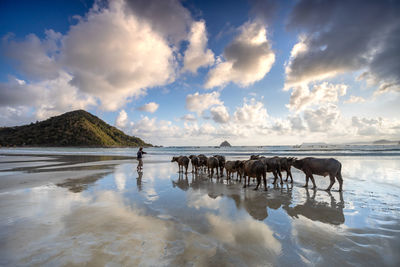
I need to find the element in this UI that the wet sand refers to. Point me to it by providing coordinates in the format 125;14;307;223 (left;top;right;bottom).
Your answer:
0;154;400;266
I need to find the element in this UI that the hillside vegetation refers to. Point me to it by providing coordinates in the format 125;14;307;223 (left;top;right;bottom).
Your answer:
0;110;151;147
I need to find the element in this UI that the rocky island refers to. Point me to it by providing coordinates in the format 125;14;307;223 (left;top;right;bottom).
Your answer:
219;140;231;147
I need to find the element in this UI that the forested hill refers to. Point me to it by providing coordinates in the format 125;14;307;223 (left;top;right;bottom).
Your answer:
0;110;152;147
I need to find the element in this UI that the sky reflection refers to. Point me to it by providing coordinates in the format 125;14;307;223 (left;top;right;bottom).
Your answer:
0;156;399;265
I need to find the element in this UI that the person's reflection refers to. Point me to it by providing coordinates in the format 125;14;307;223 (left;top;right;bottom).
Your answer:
172;172;189;191
136;170;143;192
284;188;345;225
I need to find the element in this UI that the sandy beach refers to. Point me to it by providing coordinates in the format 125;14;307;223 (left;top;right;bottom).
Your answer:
0;150;400;266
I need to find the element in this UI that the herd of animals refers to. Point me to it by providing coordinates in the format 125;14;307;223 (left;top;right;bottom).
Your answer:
171;154;343;192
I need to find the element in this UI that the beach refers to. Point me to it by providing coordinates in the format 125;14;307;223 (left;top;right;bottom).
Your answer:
0;147;400;266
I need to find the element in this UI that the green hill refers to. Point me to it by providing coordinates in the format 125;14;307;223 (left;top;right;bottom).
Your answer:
0;110;152;147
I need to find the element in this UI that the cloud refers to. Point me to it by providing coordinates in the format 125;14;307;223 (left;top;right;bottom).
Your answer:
185;91;223;115
285;0;400;93
287;82;347;111
0;106;35;127
125;0;192;45
115;109;129;129
1;0;196;125
351;116;383;136
181;114;197;122
205;21;275;88
130;116;181;141
137;102;159;113
233;98;269;127
344;95;366;104
182;20;215;73
303;104;341;132
61;0;176;110
210;105;230;124
2;30;61;80
0;72;96;122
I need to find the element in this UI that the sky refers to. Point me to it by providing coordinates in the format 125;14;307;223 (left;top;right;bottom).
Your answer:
0;0;399;146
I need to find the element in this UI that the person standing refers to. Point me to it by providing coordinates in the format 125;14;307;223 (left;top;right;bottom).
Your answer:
137;147;147;171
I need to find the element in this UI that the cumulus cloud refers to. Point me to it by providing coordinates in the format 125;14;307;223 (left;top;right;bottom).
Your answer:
0;72;96;122
182;20;215;73
185;91;223;115
205;21;275;88
285;0;400;93
62;0;176;110
110;96;399;145
351;116;383;136
210;105;230;124
0;106;35;127
1;0;200;126
115;109;129;129
131;116;181;141
303;104;341;132
287;82;347;111
233;98;269;127
137;102;159;113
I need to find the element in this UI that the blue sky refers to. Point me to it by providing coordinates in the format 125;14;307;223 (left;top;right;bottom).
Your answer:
1;0;399;145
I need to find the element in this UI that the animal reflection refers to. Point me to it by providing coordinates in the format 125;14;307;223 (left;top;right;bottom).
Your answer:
171;172;189;191
284;189;345;225
173;172;345;225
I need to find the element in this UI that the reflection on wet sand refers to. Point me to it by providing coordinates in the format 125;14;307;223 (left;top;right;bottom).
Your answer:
172;172;189;191
136;170;143;192
285;189;345;225
1;156;400;266
178;172;345;225
57;172;112;193
0;154;135;192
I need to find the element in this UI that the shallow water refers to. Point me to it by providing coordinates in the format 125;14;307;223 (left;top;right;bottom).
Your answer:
0;152;399;266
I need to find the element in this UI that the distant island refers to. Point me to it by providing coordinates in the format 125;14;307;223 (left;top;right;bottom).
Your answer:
220;140;231;147
372;139;399;145
0;110;152;147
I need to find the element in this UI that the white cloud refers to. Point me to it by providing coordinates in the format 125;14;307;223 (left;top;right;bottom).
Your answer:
1;0;196;126
0;72;96;122
205;21;275;88
182;20;214;73
345;95;366;104
137;102;159;113
115;109;129;129
210;105;230;124
303;104;341;132
131;116;182;141
0;106;35;127
287;82;347;111
233;98;269;127
62;0;176;111
185;91;223;115
351;116;383;136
